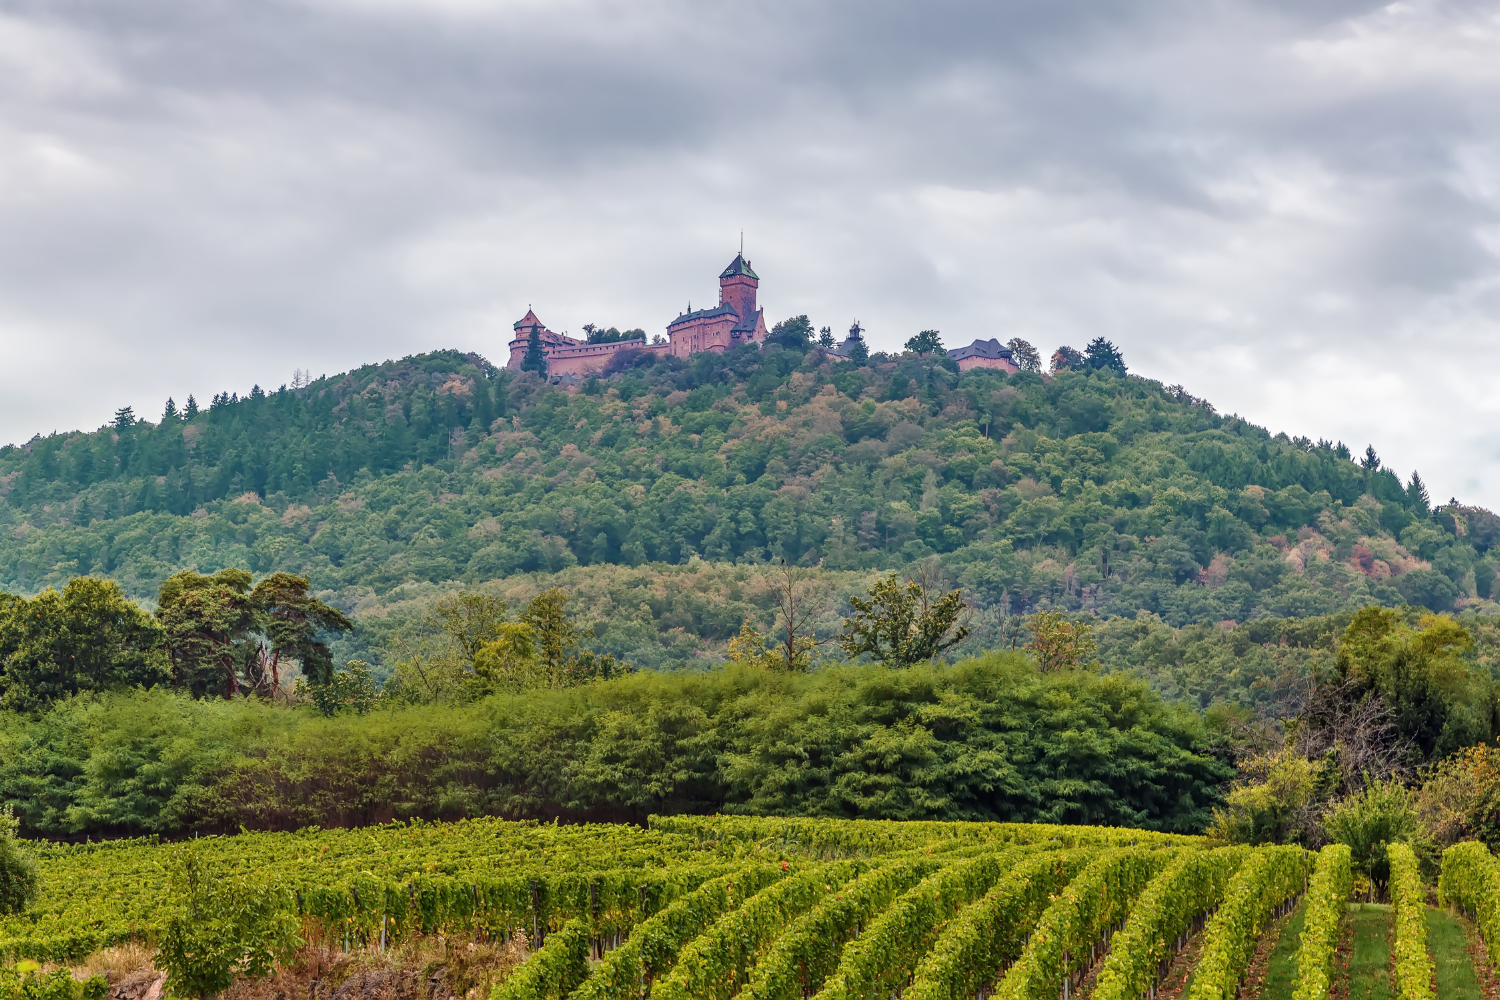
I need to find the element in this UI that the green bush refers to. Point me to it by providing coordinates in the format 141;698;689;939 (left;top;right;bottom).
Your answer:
0;810;37;917
154;847;302;1000
1323;780;1419;890
0;656;1230;837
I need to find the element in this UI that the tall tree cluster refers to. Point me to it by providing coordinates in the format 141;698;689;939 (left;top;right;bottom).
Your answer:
0;571;351;708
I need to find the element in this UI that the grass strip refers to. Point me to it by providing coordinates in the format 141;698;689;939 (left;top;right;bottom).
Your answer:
1428;908;1482;1000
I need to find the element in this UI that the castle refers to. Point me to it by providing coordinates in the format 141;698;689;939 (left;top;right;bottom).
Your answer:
507;253;769;377
507;253;1018;377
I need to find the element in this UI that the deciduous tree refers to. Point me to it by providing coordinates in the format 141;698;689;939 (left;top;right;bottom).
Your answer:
839;569;969;666
1025;610;1097;670
0;577;166;711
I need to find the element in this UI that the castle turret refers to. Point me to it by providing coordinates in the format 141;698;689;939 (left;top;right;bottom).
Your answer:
719;253;759;321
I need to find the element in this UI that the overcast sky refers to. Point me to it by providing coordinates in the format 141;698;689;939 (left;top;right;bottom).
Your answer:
1;0;1497;507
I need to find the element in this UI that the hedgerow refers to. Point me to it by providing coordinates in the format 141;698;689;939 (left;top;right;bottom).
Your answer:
1089;847;1250;1000
992;849;1174;1000
493;918;592;1000
1290;844;1353;1000
903;851;1094;1000
570;865;787;1000
744;857;947;1000
1439;841;1500;957
810;849;1034;1000
1185;846;1310;1000
1390;842;1433;1000
647;862;869;1000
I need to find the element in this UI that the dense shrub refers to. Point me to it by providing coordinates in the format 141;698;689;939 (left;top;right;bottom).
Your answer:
0;653;1230;838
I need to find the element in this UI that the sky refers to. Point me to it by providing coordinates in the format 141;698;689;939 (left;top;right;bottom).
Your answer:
0;0;1498;507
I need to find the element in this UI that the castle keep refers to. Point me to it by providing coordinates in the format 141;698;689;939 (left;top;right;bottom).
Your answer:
507;253;769;377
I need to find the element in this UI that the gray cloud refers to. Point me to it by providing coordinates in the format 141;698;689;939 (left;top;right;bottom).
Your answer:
0;0;1498;505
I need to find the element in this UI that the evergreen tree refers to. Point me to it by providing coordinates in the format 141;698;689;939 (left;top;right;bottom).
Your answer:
163;398;179;421
113;406;136;430
1083;337;1127;374
1361;445;1380;472
818;326;835;348
847;338;870;365
184;395;199;418
249;385;265;401
1407;472;1431;514
521;328;548;374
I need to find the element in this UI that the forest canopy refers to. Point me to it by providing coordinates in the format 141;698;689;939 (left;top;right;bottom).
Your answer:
0;343;1494;643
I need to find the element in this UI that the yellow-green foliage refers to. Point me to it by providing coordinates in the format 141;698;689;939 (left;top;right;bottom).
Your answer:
993;850;1174;1000
492;917;591;1000
1186;846;1311;1000
1390;842;1434;1000
903;852;1093;1000
647;862;868;1000
1291;844;1353;1000
1439;841;1500;957
1089;847;1250;1000
810;850;1030;1000
0;965;105;1000
744;857;946;1000
570;866;787;1000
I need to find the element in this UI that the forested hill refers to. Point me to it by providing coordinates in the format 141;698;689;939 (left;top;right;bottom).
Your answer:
1;343;1497;630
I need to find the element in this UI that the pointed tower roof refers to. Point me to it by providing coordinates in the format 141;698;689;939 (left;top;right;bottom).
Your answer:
719;253;759;280
513;309;544;330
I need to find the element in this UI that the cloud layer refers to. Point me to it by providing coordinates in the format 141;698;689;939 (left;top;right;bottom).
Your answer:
1;0;1498;505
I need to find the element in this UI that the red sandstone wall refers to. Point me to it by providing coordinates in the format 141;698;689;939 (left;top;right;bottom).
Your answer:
955;355;1018;373
720;274;757;322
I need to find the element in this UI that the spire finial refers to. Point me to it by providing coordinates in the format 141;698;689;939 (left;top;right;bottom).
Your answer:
740;230;743;255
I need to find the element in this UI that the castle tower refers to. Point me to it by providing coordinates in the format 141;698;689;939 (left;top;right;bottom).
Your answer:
719;253;759;321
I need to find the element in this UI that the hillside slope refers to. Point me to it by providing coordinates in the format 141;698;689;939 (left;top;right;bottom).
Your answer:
1;345;1496;647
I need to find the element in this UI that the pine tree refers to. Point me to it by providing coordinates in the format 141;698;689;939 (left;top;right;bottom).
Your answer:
184;395;199;418
249;385;265;401
847;338;869;365
1407;471;1430;514
163;398;179;421
1083;337;1127;375
1361;445;1380;472
521;328;548;374
818;326;835;348
113;406;136;430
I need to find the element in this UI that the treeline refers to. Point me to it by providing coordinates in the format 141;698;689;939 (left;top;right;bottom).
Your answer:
0;341;1497;627
0;652;1229;837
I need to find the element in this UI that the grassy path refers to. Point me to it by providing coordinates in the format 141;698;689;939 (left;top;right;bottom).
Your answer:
1428;908;1484;1000
1253;901;1307;1000
1336;904;1394;1000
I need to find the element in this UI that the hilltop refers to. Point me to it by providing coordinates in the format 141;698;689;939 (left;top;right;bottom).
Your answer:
0;342;1496;676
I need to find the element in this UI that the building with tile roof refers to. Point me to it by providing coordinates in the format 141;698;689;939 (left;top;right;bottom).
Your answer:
948;338;1018;373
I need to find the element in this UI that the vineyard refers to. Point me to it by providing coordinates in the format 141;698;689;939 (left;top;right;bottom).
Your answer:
5;816;1500;1000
